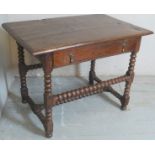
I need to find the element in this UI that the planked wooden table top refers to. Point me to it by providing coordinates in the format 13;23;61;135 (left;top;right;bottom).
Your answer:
2;15;153;56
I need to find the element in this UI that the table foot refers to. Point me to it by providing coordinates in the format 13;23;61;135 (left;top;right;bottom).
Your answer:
45;111;53;138
121;105;127;111
22;99;27;104
45;132;53;138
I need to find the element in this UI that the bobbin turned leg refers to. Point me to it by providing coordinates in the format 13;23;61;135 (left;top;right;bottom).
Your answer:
121;52;137;110
17;43;28;104
89;60;96;85
42;55;53;138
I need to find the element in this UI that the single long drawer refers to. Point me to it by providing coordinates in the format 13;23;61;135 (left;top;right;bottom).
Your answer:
53;37;141;68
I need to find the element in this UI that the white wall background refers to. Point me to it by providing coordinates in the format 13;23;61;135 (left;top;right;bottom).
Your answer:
0;15;12;116
0;14;155;115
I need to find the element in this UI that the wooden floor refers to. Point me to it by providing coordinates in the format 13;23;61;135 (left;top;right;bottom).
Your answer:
0;76;155;140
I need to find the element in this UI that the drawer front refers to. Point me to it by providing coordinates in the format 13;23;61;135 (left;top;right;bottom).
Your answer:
53;37;141;68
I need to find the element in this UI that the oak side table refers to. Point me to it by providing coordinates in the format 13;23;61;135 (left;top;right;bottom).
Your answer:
2;15;153;138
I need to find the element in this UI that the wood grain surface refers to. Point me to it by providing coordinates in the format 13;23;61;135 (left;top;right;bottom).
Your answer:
2;15;153;56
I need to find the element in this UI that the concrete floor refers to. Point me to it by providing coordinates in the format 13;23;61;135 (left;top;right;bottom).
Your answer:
0;76;155;140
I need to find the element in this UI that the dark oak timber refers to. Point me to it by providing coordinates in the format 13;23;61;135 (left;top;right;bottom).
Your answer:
2;15;153;138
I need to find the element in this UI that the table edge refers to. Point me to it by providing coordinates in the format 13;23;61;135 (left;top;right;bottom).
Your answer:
2;20;153;56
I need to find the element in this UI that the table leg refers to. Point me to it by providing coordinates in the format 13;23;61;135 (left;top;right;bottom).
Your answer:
43;55;53;138
89;60;96;85
121;52;137;110
17;44;28;104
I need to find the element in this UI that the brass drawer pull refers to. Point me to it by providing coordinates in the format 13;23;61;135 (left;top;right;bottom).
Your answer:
122;40;128;53
69;53;74;63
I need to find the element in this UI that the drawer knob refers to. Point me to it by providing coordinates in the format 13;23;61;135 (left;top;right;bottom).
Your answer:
69;53;74;63
122;40;128;53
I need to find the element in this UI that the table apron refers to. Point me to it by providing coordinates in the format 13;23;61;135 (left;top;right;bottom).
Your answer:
52;37;141;68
